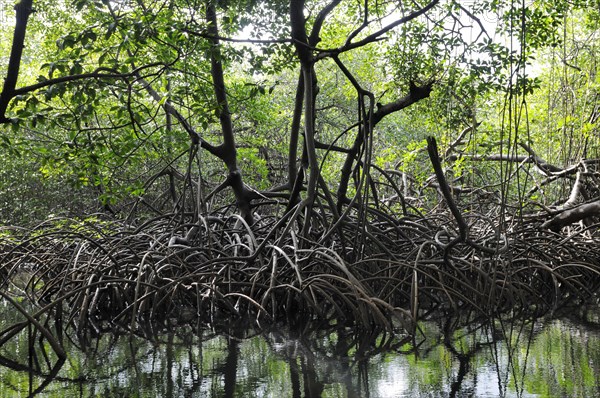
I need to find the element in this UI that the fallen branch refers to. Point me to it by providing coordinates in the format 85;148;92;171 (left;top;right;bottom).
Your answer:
541;200;600;232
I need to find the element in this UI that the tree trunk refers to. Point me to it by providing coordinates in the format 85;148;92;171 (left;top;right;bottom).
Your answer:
206;3;254;224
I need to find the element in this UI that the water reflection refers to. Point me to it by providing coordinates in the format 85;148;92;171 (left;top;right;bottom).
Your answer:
0;302;600;397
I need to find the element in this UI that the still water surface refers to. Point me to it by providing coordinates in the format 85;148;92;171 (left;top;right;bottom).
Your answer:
0;303;599;397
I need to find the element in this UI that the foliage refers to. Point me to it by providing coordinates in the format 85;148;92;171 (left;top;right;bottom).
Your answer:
0;0;595;221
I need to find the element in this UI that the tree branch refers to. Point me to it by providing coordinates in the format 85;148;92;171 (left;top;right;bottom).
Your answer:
309;0;342;46
0;0;34;122
136;75;219;152
315;0;440;59
373;81;434;125
181;28;291;44
206;3;253;224
288;71;304;190
541;200;600;232
290;0;311;64
12;63;163;96
207;4;236;167
518;142;563;174
427;136;468;243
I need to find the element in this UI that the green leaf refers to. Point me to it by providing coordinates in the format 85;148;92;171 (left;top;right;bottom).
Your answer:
70;62;83;75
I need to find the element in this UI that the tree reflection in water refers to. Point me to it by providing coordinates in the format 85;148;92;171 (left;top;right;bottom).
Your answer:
0;305;600;397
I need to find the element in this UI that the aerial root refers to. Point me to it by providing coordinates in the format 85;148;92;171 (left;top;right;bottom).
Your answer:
0;209;599;349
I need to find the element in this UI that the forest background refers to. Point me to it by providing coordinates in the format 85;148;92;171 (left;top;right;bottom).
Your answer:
1;0;600;335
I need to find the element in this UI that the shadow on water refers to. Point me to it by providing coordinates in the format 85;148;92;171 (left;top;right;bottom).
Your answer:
1;302;600;397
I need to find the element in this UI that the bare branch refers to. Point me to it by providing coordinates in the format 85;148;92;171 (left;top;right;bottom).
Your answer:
427;136;468;243
316;0;440;59
136;75;218;152
344;0;370;46
373;81;434;125
0;0;34;122
518;142;563;174
541;200;600;232
13;63;163;96
181;28;292;45
309;0;342;46
445;123;481;157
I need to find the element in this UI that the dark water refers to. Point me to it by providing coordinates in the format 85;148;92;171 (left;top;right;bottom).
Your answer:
0;301;599;397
